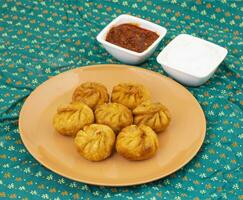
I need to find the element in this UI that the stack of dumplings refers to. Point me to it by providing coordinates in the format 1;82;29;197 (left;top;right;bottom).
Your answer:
53;81;171;162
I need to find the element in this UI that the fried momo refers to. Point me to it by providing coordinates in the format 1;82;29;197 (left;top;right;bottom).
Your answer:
72;82;109;109
116;125;159;160
95;103;133;133
53;102;94;136
74;124;115;161
133;102;170;133
111;83;150;109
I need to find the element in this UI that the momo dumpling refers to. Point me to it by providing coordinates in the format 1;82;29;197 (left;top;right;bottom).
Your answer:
116;125;159;161
72;82;109;109
53;102;94;136
95;103;133;133
111;83;151;109
133;102;170;133
74;124;115;161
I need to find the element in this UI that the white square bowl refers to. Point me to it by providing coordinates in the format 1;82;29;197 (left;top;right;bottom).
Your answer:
157;34;228;86
97;14;167;65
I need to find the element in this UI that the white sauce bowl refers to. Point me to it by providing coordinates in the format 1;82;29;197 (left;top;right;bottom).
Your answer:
157;34;228;86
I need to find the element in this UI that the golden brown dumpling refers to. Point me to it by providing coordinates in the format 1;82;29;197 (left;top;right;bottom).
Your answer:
95;103;133;133
72;82;109;109
133;102;170;133
111;83;150;109
74;124;115;161
53;102;94;136
116;125;159;160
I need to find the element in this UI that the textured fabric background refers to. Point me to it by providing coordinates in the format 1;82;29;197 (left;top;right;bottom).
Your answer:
0;0;242;199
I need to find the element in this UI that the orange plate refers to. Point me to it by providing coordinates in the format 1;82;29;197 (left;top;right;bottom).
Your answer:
19;64;206;186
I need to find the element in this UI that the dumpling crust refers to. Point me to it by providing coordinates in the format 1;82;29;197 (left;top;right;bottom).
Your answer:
133;102;170;133
116;125;159;160
95;103;133;133
111;83;150;109
74;124;115;161
72;82;109;109
53;102;94;136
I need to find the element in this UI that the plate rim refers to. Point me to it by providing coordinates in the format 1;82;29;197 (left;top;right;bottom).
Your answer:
18;64;206;186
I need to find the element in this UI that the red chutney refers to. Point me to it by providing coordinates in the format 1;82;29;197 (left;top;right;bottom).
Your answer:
106;23;159;53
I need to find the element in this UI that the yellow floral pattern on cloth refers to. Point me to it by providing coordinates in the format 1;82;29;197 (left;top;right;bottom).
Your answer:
0;0;242;199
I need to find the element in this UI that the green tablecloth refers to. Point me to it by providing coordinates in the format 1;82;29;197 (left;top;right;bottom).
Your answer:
0;0;242;199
